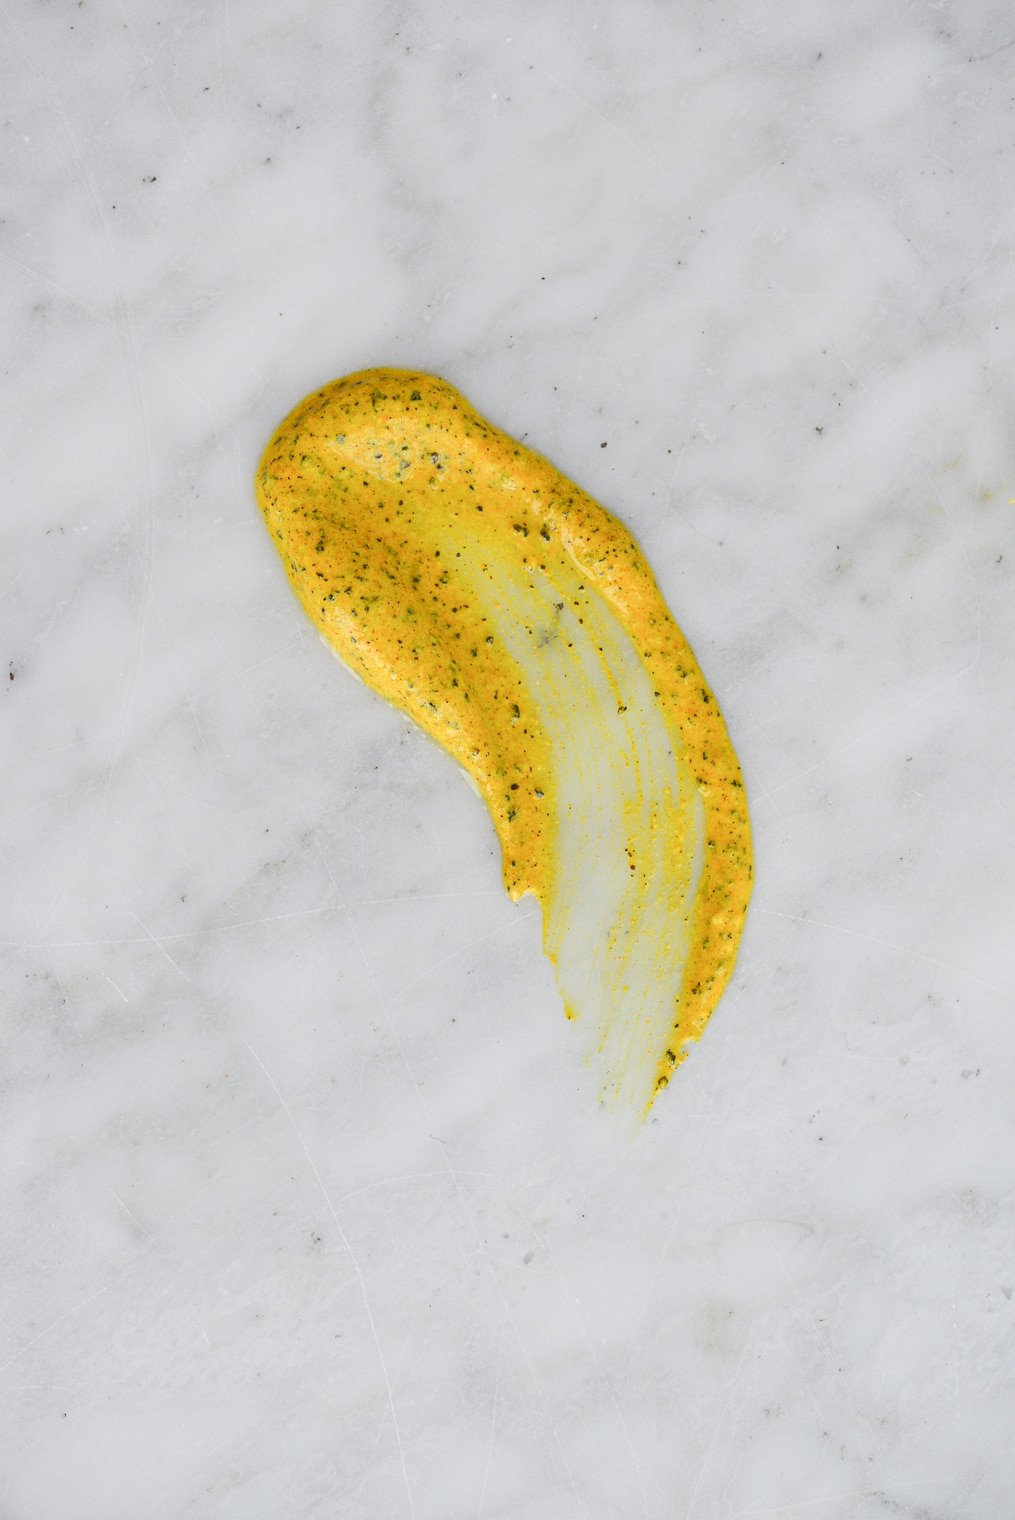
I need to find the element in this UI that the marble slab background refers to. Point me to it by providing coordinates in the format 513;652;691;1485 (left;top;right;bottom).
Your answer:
2;1;1014;1516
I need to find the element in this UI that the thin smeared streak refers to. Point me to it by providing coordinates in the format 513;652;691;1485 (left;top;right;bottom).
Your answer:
458;551;706;1110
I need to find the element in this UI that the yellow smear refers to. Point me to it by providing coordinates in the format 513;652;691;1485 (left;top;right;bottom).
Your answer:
256;368;752;1112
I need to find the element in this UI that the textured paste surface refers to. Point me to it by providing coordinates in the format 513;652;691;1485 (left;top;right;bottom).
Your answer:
257;369;752;1110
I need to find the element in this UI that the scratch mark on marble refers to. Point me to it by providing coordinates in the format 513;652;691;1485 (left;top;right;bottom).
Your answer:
955;228;1005;298
735;1472;969;1515
626;1116;721;1352
435;215;471;278
331;1170;494;1211
535;1224;652;1517
737;754;784;819
985;246;1013;367
0;245;103;318
121;0;284;398
0;1285;111;1377
131;914;193;985
341;916;591;1517
242;1039;417;1519
113;0;188;146
355;1298;421;1503
765;659;975;797
392;907;540;1001
101;970;129;1002
7;47;157;943
0;894;506;953
682;1333;752;1520
141;589;216;770
475;1349;501;1520
752;905;1005;995
108;1186;151;1237
773;279;984;675
525;54;705;218
711;1103;884;1465
967;35;1015;63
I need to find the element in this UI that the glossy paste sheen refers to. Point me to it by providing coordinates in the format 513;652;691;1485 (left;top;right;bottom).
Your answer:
256;369;752;1111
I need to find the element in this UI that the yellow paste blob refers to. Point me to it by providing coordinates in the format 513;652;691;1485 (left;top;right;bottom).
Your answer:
256;368;752;1112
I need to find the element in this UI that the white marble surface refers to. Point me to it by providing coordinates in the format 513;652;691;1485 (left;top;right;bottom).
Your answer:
3;2;1014;1516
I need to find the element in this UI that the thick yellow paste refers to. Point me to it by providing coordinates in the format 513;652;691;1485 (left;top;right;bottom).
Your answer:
256;368;752;1111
